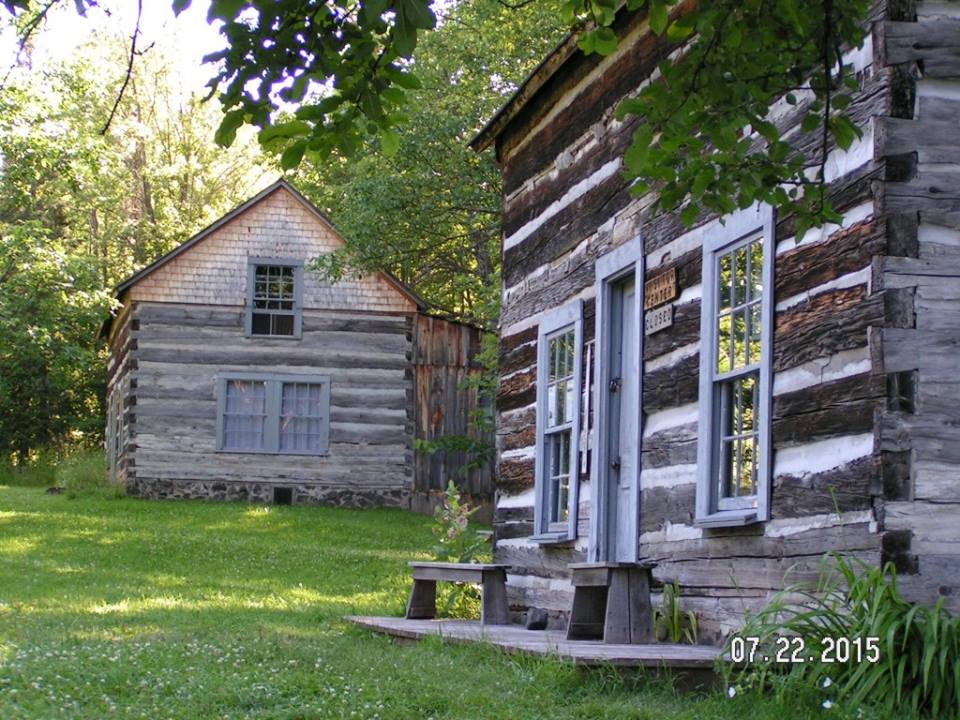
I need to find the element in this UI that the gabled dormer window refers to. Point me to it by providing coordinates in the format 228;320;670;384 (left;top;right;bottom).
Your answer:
245;258;303;338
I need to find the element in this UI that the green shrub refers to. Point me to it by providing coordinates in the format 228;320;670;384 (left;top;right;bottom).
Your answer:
0;452;57;487
727;552;960;718
55;449;121;499
654;581;698;645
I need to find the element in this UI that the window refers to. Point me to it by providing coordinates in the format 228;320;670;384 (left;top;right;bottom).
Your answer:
216;373;330;455
696;205;774;527
534;301;583;541
245;259;303;338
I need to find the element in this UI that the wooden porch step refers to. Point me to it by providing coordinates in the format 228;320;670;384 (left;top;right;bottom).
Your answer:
405;561;510;625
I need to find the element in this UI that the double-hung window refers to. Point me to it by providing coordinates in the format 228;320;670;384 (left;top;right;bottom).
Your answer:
696;205;774;527
245;258;303;338
217;373;330;455
533;300;583;542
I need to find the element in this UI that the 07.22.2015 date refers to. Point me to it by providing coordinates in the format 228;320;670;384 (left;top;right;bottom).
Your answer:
729;635;881;664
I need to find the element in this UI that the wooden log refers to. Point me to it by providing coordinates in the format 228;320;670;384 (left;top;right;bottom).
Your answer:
773;286;882;371
499;326;537;376
643;352;699;413
875;116;960;164
883;19;960;77
771;456;877;519
886;172;960;227
772;372;886;445
496;366;536;413
640;521;880;564
641;422;698;470
498;457;535;494
503;170;633;287
643;300;700;361
640;483;696;533
774;218;883;302
494;540;585;579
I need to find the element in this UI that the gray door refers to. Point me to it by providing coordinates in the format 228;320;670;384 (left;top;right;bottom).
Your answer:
603;275;640;562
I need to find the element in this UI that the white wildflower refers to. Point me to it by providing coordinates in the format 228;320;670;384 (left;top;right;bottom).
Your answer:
822;676;833;688
727;686;736;698
822;700;833;710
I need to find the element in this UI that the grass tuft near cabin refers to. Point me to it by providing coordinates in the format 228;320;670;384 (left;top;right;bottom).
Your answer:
0;486;889;719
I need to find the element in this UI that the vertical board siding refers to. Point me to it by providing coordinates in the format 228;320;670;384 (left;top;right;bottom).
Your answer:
411;315;494;516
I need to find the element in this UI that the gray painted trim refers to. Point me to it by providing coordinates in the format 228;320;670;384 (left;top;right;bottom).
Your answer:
215;371;331;456
532;299;584;542
695;203;775;527
589;234;644;563
245;258;304;339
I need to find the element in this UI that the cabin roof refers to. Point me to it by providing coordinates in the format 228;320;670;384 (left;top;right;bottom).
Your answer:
468;29;581;153
100;178;426;338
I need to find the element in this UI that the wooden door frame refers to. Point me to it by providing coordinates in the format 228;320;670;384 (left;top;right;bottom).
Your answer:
589;235;645;563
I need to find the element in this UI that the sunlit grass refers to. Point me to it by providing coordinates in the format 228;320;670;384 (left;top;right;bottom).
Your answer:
0;486;869;719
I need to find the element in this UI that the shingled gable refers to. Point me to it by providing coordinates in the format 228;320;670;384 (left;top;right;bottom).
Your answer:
100;178;424;338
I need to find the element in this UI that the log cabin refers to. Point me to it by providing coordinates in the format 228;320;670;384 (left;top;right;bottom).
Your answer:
470;1;960;641
101;179;491;511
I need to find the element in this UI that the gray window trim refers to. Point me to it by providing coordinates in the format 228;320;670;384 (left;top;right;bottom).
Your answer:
215;371;331;456
245;257;304;339
695;203;775;527
588;234;644;563
532;299;584;543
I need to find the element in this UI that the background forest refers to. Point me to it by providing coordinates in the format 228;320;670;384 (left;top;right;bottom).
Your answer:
0;0;565;472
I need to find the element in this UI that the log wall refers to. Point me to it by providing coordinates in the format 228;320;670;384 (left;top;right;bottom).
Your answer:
487;0;957;638
874;0;960;613
122;302;415;507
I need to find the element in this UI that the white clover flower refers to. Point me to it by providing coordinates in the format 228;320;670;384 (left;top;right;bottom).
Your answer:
822;677;833;688
727;686;736;698
822;700;833;710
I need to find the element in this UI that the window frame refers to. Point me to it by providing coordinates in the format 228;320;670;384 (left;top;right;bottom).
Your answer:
215;372;331;456
244;258;304;339
695;204;775;528
532;300;584;543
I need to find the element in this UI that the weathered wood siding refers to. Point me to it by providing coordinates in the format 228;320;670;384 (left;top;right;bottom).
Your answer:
487;0;954;638
124;302;414;506
411;315;494;518
129;187;417;314
874;1;960;612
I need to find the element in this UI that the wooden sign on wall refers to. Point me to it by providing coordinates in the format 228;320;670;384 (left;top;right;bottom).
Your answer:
644;304;673;336
644;267;677;310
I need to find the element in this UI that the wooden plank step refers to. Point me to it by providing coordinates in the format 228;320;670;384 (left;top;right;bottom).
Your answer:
345;616;725;669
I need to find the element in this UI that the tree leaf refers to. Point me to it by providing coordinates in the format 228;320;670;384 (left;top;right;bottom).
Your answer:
280;140;307;170
214;109;245;147
172;0;191;16
648;0;668;35
258;120;310;144
380;129;400;157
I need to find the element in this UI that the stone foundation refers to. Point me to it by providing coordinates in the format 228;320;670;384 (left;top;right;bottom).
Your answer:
126;477;410;508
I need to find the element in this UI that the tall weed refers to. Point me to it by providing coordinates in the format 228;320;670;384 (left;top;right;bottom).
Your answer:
728;552;960;718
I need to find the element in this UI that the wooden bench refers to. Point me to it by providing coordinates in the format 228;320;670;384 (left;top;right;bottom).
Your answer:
566;562;656;644
405;562;510;626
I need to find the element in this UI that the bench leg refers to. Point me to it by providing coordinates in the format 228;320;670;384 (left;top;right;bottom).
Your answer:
566;586;607;640
405;579;437;619
603;568;654;644
480;569;510;625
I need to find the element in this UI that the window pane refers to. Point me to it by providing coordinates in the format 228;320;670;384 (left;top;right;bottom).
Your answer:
733;308;747;370
223;380;266;450
548;430;571;524
280;382;325;453
251;264;298;336
272;314;295;336
748;302;762;364
718;252;732;311
717;313;732;373
733;246;748;306
749;239;763;301
716;372;760;500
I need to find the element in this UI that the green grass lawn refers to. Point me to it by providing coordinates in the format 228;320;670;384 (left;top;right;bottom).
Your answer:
0;485;860;719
